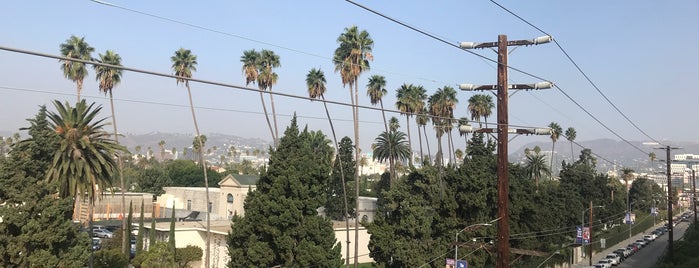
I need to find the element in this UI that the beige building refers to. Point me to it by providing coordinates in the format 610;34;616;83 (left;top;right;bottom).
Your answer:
151;174;377;267
156;174;257;220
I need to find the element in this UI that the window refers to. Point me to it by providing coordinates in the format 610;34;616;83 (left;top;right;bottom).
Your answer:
187;200;192;211
208;202;213;213
227;194;234;204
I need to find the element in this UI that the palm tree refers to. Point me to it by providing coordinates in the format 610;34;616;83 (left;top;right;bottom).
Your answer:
548;122;563;177
334;25;373;265
93;49;129;254
454;149;464;164
367;75;388;133
565;127;577;160
45;100;125;266
241;49;275;143
306;68;351;263
416;107;432;164
467;94;494;128
372;130;411;185
158;140;166;160
395;83;427;166
171;48;211;267
428;86;458;165
524;152;551;193
389;117;400;132
192;135;207;164
257;49;281;146
59;35;94;101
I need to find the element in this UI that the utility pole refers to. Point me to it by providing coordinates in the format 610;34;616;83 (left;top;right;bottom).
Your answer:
459;34;552;268
656;145;679;258
692;169;697;227
588;201;593;266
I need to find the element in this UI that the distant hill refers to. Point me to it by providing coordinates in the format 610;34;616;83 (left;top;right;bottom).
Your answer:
511;139;699;173
118;132;271;155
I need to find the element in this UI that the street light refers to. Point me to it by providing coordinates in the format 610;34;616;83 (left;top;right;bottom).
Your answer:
581;205;603;266
454;218;499;265
536;250;561;268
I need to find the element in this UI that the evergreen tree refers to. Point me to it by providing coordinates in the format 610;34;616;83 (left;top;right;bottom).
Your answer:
137;200;145;255
228;116;342;267
0;106;90;267
126;201;133;258
326;136;356;220
149;215;156;249
169;203;176;266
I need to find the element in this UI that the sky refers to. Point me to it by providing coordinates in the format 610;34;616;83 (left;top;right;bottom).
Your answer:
1;0;698;161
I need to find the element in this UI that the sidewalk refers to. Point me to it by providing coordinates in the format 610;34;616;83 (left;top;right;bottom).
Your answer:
571;221;666;267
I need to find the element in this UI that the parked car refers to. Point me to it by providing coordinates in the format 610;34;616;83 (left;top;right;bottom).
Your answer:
613;248;628;259
635;239;647;247
596;259;613;268
604;253;621;265
91;238;102;250
92;229;113;239
626;244;639;254
643;234;656;242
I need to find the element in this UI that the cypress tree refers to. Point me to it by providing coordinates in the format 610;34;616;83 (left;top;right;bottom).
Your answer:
228;116;342;267
169;203;176;266
150;213;156;248
137;200;144;255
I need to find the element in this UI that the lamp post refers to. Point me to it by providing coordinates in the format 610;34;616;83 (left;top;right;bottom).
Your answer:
454;218;499;264
581;204;603;266
536;251;561;268
459;34;552;268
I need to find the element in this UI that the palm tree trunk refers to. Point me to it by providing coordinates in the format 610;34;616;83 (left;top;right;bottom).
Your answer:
353;81;360;268
379;101;388;134
259;91;275;145
77;80;83;102
417;123;424;165
268;89;279;147
89;195;95;268
570;141;574;161
447;131;454;165
186;84;211;268
405;116;412;166
550;142;556;180
322;96;351;267
423;126;432;164
108;91;128;255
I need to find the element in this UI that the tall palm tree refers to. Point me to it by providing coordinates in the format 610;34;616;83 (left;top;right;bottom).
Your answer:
565;127;577;160
158;140;166;160
649;152;657;172
59;35;94;101
257;49;281;146
395;83;427;166
367;75;388;133
306;68;351;264
372;130;411;186
389;117;400;132
467;94;494;128
171;48;211;267
45;100;125;266
334;25;373;266
428;86;458;165
524;152;551;193
548;122;563;177
93;49;129;254
416;107;432;164
241;49;275;143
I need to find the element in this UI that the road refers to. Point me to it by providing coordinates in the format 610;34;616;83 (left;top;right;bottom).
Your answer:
617;220;689;268
572;217;692;268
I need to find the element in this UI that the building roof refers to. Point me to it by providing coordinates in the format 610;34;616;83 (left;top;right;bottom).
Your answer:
147;220;232;235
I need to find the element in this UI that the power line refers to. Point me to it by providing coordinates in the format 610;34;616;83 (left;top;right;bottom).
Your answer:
345;0;652;158
487;0;663;146
0;45;553;131
88;0;453;86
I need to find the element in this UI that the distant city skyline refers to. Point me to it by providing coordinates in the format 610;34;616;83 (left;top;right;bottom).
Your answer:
1;0;698;163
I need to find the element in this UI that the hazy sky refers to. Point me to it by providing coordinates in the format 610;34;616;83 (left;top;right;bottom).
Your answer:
1;0;697;160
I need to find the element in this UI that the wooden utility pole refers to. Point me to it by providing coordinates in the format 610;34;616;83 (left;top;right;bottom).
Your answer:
588;201;593;266
665;146;673;257
495;34;510;268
